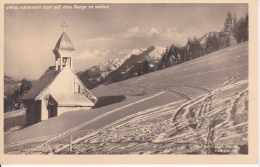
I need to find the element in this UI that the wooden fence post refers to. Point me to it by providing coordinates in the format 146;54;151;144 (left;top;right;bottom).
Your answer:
70;135;73;153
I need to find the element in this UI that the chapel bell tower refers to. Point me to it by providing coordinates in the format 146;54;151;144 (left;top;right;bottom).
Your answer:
53;22;76;71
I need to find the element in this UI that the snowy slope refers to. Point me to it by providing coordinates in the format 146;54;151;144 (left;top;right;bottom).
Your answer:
5;42;249;155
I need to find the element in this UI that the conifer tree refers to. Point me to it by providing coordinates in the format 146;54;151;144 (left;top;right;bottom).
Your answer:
244;12;248;41
143;60;150;74
137;68;142;76
213;34;220;50
235;17;245;43
223;12;233;47
219;31;226;49
179;47;185;63
158;56;165;70
205;35;214;54
223;11;233;36
232;12;238;34
186;38;191;61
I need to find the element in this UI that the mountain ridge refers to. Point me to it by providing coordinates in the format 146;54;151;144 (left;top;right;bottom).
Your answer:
77;46;166;89
77;31;223;90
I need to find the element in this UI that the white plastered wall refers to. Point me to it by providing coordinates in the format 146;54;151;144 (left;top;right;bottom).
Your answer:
45;65;85;95
37;65;93;119
41;99;48;120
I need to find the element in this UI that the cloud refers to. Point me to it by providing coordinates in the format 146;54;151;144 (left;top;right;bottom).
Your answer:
74;49;110;71
122;26;163;38
75;49;111;61
149;27;162;35
113;48;132;55
73;48;132;71
80;26;201;48
73;26;203;71
126;27;141;34
81;26;166;44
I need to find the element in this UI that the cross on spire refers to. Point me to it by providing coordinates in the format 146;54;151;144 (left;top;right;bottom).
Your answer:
61;22;68;32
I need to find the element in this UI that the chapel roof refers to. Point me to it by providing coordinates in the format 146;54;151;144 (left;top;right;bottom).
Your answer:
53;32;75;52
21;66;60;100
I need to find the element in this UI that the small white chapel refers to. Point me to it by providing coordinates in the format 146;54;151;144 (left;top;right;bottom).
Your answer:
21;23;97;125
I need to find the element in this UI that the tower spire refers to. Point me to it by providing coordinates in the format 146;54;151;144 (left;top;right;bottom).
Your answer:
54;23;75;71
61;22;68;32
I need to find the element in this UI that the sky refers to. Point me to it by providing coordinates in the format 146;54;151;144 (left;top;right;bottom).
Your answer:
4;3;248;80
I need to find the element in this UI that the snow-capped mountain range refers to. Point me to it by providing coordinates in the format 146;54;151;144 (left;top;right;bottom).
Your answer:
77;46;166;89
146;46;166;62
86;48;146;78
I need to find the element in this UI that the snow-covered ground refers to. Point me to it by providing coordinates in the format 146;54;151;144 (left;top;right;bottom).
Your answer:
4;109;26;133
25;79;248;154
4;42;248;154
4;108;26;119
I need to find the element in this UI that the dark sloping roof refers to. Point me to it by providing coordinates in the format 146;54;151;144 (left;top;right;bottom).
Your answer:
53;32;75;52
21;66;60;100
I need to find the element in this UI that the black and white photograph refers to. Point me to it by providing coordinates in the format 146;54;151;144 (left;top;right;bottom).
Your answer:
1;1;258;165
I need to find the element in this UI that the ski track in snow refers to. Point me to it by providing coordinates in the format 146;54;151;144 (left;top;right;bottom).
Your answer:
7;78;248;154
128;53;247;85
5;91;165;150
94;53;247;97
54;79;248;154
52;99;184;153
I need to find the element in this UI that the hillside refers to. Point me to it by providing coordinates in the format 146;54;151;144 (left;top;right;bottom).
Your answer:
91;42;248;97
4;75;19;96
4;42;248;155
4;76;36;113
4;75;37;97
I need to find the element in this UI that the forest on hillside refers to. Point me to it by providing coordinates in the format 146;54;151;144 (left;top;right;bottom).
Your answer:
4;78;32;113
148;12;248;72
